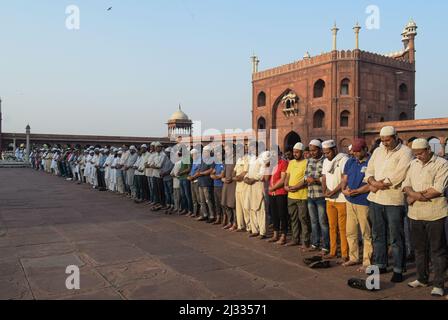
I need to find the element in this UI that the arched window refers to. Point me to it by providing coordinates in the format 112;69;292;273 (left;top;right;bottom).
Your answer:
399;83;408;101
313;79;325;98
340;110;350;127
399;112;408;121
257;91;266;107
340;78;350;96
257;117;266;130
313;110;325;128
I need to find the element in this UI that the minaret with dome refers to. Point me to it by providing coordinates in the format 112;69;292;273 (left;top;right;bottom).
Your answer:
167;105;193;140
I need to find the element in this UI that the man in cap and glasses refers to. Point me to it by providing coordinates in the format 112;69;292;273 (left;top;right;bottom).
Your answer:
364;126;413;283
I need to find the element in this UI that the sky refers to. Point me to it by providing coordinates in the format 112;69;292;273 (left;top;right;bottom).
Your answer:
1;0;447;137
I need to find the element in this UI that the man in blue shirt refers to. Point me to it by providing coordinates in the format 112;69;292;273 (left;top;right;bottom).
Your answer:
196;145;216;223
341;138;373;271
211;147;225;225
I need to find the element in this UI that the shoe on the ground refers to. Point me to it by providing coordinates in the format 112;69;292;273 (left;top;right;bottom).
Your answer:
408;280;428;288
431;287;445;297
390;272;404;283
347;278;378;291
259;235;267;240
309;260;331;269
196;216;207;222
303;256;323;266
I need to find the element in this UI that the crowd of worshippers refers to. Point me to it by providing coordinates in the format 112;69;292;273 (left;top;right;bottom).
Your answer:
29;126;448;297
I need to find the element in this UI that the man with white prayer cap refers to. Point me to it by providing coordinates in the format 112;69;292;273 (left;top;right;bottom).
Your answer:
305;139;330;254
233;141;251;232
321;140;349;262
145;142;157;204
244;143;268;238
403;138;448;297
195;145;216;223
284;142;311;248
187;148;202;218
364;125;413;283
124;145;139;199
139;144;151;201
149;142;167;211
133;146;145;203
160;146;175;213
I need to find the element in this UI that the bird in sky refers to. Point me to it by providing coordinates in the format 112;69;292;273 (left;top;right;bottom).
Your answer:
107;7;112;11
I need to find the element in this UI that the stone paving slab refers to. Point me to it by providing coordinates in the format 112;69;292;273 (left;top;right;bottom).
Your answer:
0;168;445;300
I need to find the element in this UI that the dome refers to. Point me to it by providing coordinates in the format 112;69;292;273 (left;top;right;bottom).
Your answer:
169;105;189;121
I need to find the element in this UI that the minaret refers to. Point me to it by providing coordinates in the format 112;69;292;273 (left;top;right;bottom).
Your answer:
331;22;339;51
405;19;417;63
353;22;361;50
250;54;259;73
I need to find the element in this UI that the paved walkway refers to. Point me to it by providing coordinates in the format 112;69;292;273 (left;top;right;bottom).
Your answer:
0;168;441;300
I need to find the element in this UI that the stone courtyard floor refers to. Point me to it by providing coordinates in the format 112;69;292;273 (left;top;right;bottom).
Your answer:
0;168;442;300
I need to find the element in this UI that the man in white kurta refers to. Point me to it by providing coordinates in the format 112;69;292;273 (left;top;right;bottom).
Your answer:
244;150;269;239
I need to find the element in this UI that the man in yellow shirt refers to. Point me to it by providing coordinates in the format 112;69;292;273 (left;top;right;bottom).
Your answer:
284;143;310;249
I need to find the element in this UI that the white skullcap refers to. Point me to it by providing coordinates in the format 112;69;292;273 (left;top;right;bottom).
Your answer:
293;142;305;151
411;138;429;150
129;145;137;150
260;151;271;164
348;145;353;151
322;140;336;149
190;149;199;155
150;142;156;146
154;142;162;147
380;126;396;137
118;151;123;155
89;150;94;154
309;139;322;148
141;144;148;149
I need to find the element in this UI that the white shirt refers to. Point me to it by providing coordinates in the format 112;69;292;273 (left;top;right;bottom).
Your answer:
322;153;348;202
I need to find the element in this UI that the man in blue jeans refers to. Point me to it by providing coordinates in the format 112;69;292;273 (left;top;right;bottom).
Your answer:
305;139;330;254
364;126;414;283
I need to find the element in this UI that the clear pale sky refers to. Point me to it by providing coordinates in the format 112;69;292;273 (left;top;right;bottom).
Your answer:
1;0;447;137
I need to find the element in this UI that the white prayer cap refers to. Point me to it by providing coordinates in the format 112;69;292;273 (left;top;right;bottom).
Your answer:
411;138;429;150
154;142;162;147
190;149;199;155
141;144;148;149
84;150;88;154
348;145;353;151
104;148;109;152
118;150;123;155
129;145;137;151
89;150;94;154
293;142;305;151
260;151;271;164
309;139;322;148
380;126;396;137
150;142;156;146
322;140;336;149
